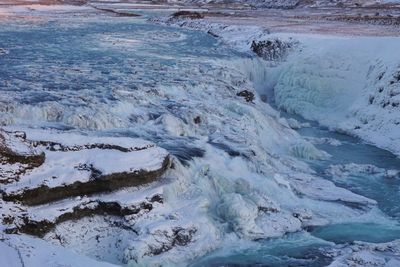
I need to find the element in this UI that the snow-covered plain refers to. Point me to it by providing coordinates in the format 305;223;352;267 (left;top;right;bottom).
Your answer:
0;3;400;267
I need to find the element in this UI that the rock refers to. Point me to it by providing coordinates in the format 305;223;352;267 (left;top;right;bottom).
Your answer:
193;116;201;124
326;240;400;267
0;130;45;167
0;130;45;185
251;38;298;61
1;129;170;205
292;208;313;221
13;196;162;237
236;90;255;102
171;11;204;20
123;225;197;263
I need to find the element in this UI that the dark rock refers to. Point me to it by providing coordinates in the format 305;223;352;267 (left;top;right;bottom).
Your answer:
251;38;298;61
171;11;204;20
237;90;255;102
92;7;140;17
207;30;219;38
173;227;197;246
193;116;201;124
33;140;153;153
145;227;197;257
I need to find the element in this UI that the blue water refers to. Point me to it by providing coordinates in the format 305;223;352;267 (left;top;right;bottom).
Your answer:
0;17;246;161
0;18;233;102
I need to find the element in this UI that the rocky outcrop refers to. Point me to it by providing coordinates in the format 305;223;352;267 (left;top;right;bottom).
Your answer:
236;90;255;102
2;156;170;205
251;38;298;61
0;130;45;185
0;131;44;167
123;224;198;263
0;128;171;242
171;11;204;20
9;195;163;237
0;129;170;205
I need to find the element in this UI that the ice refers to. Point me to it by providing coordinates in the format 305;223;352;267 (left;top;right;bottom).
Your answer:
273;35;400;156
326;163;399;179
289;141;331;160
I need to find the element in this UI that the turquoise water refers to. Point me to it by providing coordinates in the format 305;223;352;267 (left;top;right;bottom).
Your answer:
289;114;400;245
190;231;334;267
296;120;400;221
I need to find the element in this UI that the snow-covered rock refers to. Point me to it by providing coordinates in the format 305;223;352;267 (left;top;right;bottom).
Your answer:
327;239;400;267
1;129;170;205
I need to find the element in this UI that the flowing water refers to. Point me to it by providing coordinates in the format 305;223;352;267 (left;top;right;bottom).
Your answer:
1;14;399;266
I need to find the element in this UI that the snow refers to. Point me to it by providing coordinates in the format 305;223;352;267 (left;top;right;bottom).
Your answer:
1;234;119;267
0;241;22;267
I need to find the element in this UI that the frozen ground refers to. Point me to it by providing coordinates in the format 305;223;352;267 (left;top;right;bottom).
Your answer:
0;2;400;267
